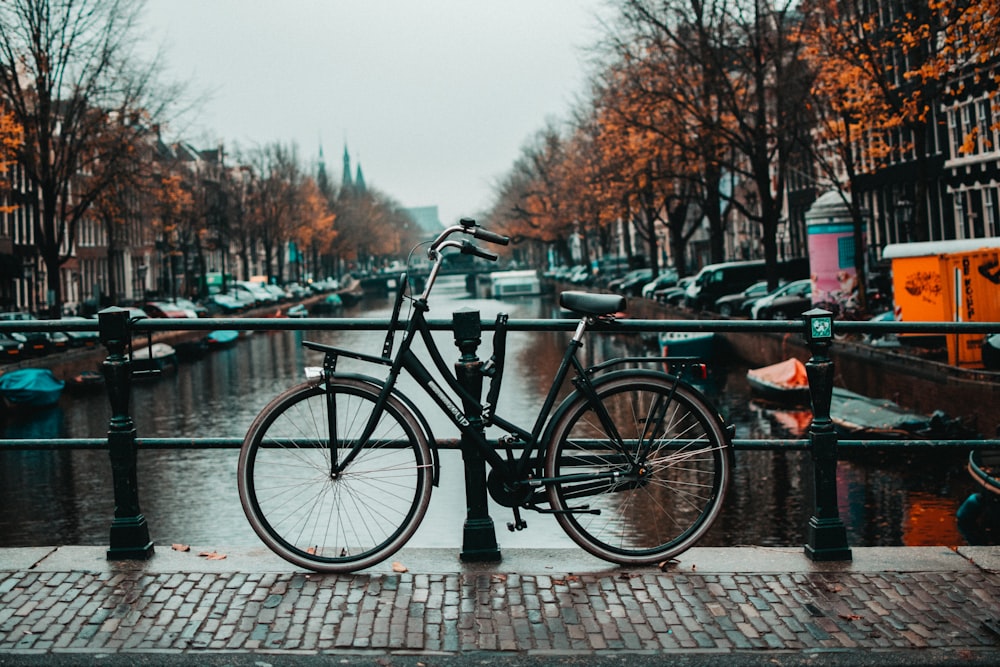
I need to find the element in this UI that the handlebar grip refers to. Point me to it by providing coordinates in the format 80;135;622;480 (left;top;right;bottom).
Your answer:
460;241;498;261
473;227;510;246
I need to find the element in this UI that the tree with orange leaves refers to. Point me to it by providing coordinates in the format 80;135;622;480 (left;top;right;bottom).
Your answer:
799;0;1000;241
0;109;21;210
0;0;177;315
288;177;336;283
151;170;195;300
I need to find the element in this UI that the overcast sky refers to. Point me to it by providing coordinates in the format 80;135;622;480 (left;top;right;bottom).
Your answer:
141;0;608;227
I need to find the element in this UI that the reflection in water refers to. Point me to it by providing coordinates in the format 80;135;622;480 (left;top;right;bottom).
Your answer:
0;288;991;550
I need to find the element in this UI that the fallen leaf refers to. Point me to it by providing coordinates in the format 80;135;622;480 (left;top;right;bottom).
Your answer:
825;584;843;593
391;561;408;573
198;551;227;560
171;544;190;552
306;546;317;555
839;613;862;621
658;559;679;571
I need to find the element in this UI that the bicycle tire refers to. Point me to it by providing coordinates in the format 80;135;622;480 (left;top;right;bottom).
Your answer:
238;377;433;573
544;372;732;565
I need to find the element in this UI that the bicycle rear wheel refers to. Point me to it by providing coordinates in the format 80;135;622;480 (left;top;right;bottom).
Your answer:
238;377;433;573
544;373;732;565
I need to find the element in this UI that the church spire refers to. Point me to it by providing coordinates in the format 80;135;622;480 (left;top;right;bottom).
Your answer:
316;143;332;197
342;143;353;188
355;163;366;193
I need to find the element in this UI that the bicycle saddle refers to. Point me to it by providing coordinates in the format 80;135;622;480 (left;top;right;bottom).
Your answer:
559;291;626;317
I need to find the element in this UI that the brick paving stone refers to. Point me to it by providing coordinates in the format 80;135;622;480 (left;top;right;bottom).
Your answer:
0;557;998;657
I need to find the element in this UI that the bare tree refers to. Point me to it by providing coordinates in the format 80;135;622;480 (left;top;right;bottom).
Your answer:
0;0;173;315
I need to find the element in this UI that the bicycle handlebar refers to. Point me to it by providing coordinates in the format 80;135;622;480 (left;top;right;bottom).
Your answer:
460;240;498;262
419;218;509;302
471;226;510;246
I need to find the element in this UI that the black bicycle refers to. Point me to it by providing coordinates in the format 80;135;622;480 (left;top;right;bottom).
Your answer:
238;218;733;573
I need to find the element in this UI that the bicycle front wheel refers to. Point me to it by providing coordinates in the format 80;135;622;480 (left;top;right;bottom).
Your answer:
238;377;433;573
545;373;732;565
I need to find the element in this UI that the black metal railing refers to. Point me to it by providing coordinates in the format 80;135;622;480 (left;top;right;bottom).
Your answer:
0;306;998;563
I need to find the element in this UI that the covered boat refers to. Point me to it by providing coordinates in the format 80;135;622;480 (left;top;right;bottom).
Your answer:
0;368;65;408
131;342;178;375
747;359;972;438
829;387;971;438
746;358;811;406
205;330;239;349
65;370;104;393
658;331;715;360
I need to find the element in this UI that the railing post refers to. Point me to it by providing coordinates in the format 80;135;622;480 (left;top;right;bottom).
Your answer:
452;308;501;562
99;307;154;560
802;308;852;561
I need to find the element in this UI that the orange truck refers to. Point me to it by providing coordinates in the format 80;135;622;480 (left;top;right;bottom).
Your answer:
882;238;1000;368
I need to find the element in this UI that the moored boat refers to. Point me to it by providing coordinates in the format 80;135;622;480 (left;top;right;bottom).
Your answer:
830;387;972;438
746;358;811;406
131;342;178;375
746;359;973;438
658;330;715;360
205;330;239;349
958;449;1000;543
0;368;65;408
313;293;345;314
64;369;104;393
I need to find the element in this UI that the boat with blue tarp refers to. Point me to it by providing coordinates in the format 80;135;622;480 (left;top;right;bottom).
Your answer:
658;330;715;360
0;368;65;409
205;330;239;349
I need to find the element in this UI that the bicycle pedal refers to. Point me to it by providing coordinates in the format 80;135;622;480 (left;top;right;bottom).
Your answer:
506;520;527;532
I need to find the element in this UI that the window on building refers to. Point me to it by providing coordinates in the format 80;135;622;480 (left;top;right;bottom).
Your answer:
949;106;963;158
986;188;1000;238
977;99;994;153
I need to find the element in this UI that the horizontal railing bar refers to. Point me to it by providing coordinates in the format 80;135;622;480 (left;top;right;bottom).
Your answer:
1;437;997;451
0;316;996;335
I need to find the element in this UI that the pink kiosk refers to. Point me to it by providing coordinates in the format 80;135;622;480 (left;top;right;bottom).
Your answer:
805;191;866;313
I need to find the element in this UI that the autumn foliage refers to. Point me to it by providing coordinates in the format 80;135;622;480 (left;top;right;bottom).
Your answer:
487;0;1000;286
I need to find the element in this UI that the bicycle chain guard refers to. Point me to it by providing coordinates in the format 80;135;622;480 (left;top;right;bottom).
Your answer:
486;468;533;507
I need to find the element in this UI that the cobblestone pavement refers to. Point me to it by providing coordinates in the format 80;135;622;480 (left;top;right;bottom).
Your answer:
0;546;998;664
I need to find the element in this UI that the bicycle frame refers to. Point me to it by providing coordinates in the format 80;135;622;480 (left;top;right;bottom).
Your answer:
302;220;701;510
308;292;683;505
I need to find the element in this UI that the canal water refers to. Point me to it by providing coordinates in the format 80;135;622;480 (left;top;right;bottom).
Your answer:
0;279;993;552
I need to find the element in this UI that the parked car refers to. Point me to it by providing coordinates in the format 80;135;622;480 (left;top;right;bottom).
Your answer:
284;282;314;299
641;270;679;299
751;279;813;320
59;316;100;348
173;297;209;318
205;293;246;314
608;268;653;296
260;283;289;302
122;306;149;321
47;330;71;353
0;332;23;362
713;281;771;317
684;257;809;310
655;277;695;306
0;311;52;356
233;280;275;306
143;301;190;319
